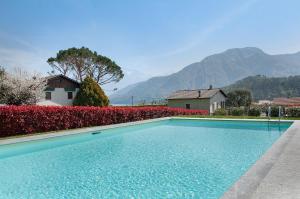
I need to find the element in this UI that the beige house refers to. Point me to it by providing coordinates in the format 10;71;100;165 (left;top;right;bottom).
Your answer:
167;88;227;114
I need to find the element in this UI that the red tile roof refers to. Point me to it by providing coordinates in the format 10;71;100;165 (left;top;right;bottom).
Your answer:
272;97;300;107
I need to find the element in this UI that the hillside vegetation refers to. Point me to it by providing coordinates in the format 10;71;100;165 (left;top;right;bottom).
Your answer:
224;75;300;100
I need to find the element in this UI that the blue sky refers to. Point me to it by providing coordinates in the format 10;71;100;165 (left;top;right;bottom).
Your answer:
1;0;300;90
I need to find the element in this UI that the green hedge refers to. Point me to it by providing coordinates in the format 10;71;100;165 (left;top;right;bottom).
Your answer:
286;108;300;117
248;107;261;117
229;107;244;116
267;106;286;117
214;108;227;116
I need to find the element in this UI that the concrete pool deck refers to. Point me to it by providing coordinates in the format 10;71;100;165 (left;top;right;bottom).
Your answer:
0;117;299;198
221;120;300;199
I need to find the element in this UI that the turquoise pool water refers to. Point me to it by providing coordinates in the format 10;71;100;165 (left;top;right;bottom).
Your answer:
0;119;292;199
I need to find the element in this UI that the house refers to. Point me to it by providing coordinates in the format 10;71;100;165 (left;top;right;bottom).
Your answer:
167;87;227;114
272;97;300;107
37;75;80;106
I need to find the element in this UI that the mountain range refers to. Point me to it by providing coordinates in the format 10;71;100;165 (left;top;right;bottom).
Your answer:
110;47;300;104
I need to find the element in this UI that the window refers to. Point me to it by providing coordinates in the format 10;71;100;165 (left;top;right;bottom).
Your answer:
220;101;223;108
186;104;191;109
45;92;51;100
67;92;73;99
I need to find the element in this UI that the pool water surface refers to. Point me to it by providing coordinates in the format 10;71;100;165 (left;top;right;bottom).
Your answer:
0;119;292;199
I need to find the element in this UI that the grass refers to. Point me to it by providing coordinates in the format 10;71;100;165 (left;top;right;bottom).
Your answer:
177;115;300;120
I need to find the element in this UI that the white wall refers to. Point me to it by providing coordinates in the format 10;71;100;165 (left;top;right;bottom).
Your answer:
210;92;226;114
37;88;79;106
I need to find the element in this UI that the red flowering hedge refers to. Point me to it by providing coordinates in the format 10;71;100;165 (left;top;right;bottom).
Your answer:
0;106;208;137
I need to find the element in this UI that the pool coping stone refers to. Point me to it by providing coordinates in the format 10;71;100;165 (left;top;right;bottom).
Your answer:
0;117;172;146
220;120;300;199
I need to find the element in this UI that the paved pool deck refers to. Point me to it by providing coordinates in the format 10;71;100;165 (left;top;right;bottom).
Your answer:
222;120;300;199
0;117;299;198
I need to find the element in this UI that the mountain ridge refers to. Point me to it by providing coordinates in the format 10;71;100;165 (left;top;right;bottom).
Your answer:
224;75;300;100
110;47;300;104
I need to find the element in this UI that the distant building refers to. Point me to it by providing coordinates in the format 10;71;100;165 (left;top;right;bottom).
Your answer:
272;97;300;107
257;100;272;105
255;98;300;107
167;87;227;114
37;75;80;106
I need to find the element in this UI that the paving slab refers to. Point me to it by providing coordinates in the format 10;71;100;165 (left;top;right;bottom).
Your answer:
251;120;300;199
222;120;300;199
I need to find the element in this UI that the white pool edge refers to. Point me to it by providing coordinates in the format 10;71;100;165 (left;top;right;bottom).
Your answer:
171;116;295;123
0;117;171;146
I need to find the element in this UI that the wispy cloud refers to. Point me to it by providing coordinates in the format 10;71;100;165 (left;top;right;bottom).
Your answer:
157;0;260;57
0;31;37;52
121;0;260;78
0;31;50;73
0;48;45;71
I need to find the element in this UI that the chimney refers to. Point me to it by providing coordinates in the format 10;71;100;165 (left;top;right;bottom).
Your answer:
198;90;201;97
209;85;213;90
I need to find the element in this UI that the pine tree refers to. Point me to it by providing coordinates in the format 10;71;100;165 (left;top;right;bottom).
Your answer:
73;76;109;106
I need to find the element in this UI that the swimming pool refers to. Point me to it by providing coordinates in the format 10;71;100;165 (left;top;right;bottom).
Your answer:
0;119;292;199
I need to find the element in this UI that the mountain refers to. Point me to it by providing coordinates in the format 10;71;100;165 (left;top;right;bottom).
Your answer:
110;47;300;104
224;75;300;101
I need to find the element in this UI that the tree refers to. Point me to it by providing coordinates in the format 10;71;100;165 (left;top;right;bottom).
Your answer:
226;89;252;107
0;67;46;105
47;47;124;84
0;66;5;77
73;76;109;107
0;66;8;103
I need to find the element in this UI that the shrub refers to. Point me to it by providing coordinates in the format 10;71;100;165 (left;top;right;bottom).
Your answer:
286;108;300;117
265;106;286;117
270;106;279;117
0;106;208;137
248;107;261;117
214;108;227;116
229;107;244;116
73;76;109;106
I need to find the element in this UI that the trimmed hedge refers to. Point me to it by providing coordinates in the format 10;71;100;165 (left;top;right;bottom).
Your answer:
286;108;300;117
248;107;261;117
267;106;286;117
229;107;244;116
213;108;227;116
0;106;208;137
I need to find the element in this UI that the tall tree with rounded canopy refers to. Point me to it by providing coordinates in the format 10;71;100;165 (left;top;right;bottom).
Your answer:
47;47;124;84
226;89;252;107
